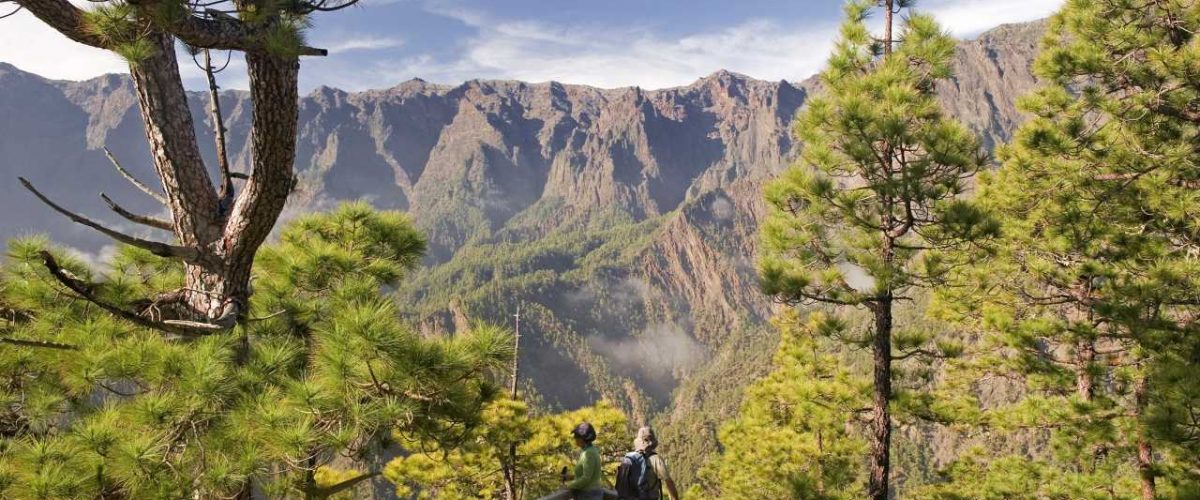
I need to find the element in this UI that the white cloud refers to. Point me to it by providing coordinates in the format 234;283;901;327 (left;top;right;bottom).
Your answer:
924;0;1065;37
322;36;405;54
0;9;127;80
384;6;844;88
0;0;1067;90
377;0;1066;90
591;322;708;381
381;8;840;89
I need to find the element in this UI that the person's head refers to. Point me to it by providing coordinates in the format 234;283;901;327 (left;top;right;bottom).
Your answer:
571;422;597;448
634;426;658;453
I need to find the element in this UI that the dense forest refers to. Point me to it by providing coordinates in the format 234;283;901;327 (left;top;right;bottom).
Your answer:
0;0;1197;498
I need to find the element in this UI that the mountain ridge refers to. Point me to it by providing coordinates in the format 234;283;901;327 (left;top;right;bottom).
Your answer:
0;19;1046;488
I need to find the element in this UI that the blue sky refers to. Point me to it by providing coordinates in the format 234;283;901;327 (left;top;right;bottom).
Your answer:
0;0;1062;91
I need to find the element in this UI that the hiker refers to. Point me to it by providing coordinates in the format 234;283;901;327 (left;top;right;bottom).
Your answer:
615;426;679;500
564;422;605;499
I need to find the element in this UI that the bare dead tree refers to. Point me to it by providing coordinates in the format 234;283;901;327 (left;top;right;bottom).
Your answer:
5;0;357;334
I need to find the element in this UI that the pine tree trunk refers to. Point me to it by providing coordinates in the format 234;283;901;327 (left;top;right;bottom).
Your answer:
503;462;517;500
122;35;299;328
1135;374;1156;500
883;0;894;54
869;295;893;500
14;0;308;334
1076;339;1095;401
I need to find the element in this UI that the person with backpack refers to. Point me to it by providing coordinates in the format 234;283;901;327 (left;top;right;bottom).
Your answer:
615;426;680;500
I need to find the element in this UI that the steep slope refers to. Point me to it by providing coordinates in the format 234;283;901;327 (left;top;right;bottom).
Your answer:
0;20;1045;487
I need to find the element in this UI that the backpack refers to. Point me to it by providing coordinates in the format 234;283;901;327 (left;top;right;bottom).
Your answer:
615;450;660;500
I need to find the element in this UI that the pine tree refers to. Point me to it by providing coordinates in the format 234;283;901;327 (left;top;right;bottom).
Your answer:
757;1;994;498
927;1;1200;498
694;310;867;499
5;0;358;332
384;397;627;499
0;203;512;497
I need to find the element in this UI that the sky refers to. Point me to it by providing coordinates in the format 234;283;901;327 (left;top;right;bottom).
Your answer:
0;0;1063;92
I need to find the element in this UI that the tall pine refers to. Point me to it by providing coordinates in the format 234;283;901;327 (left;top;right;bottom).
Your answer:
758;1;994;497
929;1;1200;498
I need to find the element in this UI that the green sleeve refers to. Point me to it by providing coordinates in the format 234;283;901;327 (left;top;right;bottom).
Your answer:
568;447;600;490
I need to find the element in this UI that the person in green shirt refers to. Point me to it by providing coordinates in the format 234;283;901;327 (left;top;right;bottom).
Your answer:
566;422;604;499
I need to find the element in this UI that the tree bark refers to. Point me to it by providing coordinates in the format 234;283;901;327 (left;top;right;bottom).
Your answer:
127;33;241;326
1135;373;1156;500
13;0;312;333
883;0;894;55
871;3;896;485
1076;339;1095;401
868;294;893;500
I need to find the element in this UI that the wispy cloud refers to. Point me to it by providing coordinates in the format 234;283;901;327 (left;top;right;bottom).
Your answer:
369;0;1065;90
0;0;1066;90
924;0;1063;37
322;36;405;54
373;7;840;89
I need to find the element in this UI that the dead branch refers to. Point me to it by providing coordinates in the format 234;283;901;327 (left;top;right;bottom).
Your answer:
203;49;235;211
303;471;379;498
0;337;78;350
0;305;32;324
38;250;214;336
102;147;167;204
19;178;197;261
100;193;173;231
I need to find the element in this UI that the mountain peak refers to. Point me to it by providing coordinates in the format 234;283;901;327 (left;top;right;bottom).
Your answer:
696;69;749;85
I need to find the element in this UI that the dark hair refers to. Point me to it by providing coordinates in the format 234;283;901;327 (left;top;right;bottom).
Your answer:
571;422;597;443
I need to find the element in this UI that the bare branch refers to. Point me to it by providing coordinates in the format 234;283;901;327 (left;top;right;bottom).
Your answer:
0;4;22;20
100;193;173;231
245;309;286;322
292;0;361;14
891;348;943;361
161;319;227;331
0;305;32;324
203;49;235;211
102;147;168;204
0;337;78;350
303;471;380;498
20;177;197;261
38;250;211;336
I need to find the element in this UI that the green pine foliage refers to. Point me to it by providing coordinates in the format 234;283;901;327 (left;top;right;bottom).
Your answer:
0;203;512;497
759;2;993;313
926;0;1200;497
385;397;627;499
694;310;867;499
756;1;994;497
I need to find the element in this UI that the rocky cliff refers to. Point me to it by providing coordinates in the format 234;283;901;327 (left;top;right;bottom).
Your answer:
0;19;1045;486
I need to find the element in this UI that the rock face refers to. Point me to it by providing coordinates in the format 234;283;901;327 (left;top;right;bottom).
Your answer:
0;19;1045;486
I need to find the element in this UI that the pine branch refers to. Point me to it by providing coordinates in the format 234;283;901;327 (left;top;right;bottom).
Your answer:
303;471;380;499
12;0;329;55
20;178;197;261
0;305;32;324
38;250;214;337
203;49;235;212
103;147;168;204
0;337;77;350
100;193;173;231
891;348;943;361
